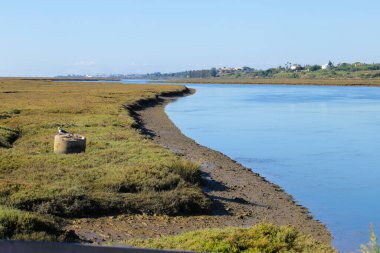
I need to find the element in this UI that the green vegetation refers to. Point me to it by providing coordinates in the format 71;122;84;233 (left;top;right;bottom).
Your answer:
129;223;336;253
0;205;77;241
135;62;380;84
172;77;380;87
0;79;211;240
0;126;20;148
167;160;201;185
361;225;379;253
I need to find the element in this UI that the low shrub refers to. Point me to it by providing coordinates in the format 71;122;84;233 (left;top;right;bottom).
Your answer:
120;185;212;215
167;160;201;185
0;126;19;148
0;206;78;242
6;186;212;217
8;192;103;218
129;223;336;253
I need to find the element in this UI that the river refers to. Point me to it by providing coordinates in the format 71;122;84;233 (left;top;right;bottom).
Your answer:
164;83;380;252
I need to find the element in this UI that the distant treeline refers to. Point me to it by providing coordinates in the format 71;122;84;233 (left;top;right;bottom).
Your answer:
147;69;213;79
127;62;380;80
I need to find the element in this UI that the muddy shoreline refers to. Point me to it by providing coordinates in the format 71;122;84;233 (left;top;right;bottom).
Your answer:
136;88;332;243
69;88;332;245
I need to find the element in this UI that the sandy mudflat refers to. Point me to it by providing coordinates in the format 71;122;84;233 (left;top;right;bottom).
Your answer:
69;88;332;245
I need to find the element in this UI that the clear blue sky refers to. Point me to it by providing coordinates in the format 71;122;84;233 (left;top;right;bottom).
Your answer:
0;0;379;76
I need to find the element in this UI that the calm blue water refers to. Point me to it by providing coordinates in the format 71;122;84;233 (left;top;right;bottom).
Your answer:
165;84;380;252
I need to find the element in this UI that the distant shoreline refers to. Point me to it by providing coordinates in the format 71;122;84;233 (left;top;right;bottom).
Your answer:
167;78;380;87
50;78;121;82
0;77;121;82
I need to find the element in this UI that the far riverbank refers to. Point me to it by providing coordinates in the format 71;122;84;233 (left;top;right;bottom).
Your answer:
168;78;380;86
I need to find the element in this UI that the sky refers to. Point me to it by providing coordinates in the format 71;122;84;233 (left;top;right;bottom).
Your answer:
0;0;379;76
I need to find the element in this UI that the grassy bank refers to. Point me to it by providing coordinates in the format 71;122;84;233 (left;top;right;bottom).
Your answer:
170;78;380;86
129;223;336;253
0;79;211;239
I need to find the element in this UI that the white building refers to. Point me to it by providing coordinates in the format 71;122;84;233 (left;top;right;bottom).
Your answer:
290;65;302;71
321;64;332;70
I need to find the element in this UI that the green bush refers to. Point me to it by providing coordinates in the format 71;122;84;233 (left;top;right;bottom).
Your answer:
3;176;211;218
0;126;19;148
129;223;336;253
0;206;77;241
8;191;103;218
119;186;212;215
167;160;201;184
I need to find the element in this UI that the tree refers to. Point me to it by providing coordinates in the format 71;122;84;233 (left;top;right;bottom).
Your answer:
308;65;321;71
210;68;217;77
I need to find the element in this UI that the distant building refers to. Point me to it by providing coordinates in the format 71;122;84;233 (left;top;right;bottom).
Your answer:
321;64;331;70
218;67;242;73
290;65;302;71
322;61;334;70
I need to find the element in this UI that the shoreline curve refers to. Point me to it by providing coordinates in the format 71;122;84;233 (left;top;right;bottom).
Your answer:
134;87;333;244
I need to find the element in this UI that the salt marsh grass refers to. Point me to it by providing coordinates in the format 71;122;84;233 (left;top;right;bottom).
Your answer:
0;79;210;239
129;223;336;253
